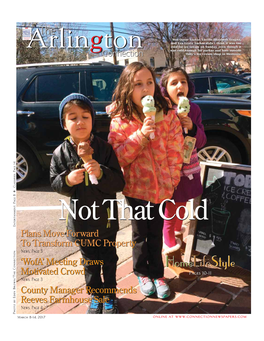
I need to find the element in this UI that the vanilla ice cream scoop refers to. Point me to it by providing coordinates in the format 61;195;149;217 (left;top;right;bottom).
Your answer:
141;95;156;139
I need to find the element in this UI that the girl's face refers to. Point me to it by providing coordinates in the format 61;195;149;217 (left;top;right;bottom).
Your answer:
131;67;155;111
63;104;93;144
166;71;189;105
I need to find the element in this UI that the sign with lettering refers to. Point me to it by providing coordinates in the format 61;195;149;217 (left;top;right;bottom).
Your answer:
193;162;251;270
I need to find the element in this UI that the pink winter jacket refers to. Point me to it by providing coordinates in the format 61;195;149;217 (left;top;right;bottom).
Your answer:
107;105;184;204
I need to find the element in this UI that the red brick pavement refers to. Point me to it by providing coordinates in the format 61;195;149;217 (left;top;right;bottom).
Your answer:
40;254;251;315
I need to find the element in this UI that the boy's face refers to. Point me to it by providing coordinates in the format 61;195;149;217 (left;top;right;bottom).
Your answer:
63;104;93;144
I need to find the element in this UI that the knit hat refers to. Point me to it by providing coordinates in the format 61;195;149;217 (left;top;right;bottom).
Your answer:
59;93;95;129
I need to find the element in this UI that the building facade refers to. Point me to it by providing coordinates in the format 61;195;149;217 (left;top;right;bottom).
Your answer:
89;48;179;69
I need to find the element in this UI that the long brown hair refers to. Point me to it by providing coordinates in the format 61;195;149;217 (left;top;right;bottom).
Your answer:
111;61;169;119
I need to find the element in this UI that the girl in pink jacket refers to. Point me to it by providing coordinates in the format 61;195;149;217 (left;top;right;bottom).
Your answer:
107;62;183;300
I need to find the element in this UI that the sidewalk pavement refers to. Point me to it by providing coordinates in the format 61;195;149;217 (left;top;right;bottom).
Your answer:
40;252;251;315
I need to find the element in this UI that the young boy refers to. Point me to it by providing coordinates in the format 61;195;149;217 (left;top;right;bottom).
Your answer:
50;93;125;314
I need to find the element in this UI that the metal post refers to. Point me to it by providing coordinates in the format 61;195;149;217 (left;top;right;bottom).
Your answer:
110;22;117;65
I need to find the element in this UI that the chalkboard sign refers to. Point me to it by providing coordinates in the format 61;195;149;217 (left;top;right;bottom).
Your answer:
193;162;251;270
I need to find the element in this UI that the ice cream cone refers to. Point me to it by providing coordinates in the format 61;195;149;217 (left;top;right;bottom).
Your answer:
81;154;93;163
77;142;98;185
178;112;188;119
144;111;156;139
144;111;156;118
178;97;190;134
178;113;188;134
141;96;156;140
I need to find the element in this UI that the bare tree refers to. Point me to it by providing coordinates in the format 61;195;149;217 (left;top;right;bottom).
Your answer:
186;22;244;72
16;22;90;64
240;37;251;69
16;23;42;64
186;23;209;72
133;22;188;67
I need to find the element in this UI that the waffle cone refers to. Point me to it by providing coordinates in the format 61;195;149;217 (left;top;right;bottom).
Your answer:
81;154;93;163
144;111;156;118
178;112;188;119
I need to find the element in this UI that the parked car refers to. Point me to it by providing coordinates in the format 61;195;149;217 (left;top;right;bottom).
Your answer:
17;61;124;189
193;95;251;165
189;72;251;99
17;63;251;189
241;72;251;83
243;75;251;83
239;72;251;79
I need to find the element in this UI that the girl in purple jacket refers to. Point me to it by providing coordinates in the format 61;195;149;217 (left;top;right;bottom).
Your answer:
160;67;207;281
